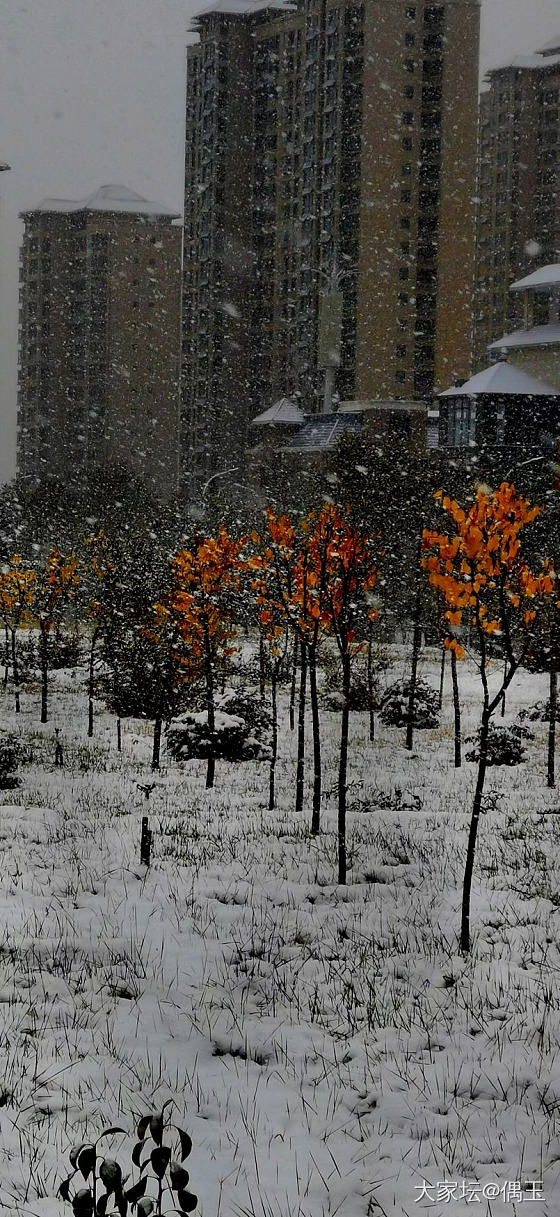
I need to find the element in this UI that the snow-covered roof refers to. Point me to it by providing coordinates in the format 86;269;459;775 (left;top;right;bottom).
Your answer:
24;185;180;218
489;324;560;351
537;35;560;56
284;412;363;452
252;397;305;426
510;264;560;292
486;53;560;74
191;0;294;25
439;361;559;397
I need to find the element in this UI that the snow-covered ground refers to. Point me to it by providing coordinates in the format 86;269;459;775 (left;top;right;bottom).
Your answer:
0;647;559;1217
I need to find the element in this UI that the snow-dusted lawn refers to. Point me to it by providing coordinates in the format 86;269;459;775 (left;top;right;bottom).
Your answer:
0;648;559;1216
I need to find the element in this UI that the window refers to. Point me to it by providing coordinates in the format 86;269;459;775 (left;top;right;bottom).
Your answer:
402;136;413;150
401;163;412;176
396;344;406;358
404;85;414;99
404;31;415;47
401;215;411;229
402;111;414;125
404;59;415;72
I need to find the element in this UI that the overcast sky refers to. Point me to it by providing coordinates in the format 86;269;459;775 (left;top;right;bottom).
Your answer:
0;0;558;484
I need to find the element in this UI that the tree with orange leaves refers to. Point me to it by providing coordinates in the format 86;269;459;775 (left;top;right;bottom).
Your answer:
314;504;379;884
252;506;337;830
422;482;552;952
156;527;246;788
34;547;80;724
0;556;36;713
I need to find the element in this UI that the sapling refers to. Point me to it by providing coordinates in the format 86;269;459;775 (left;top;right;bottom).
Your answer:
58;1106;197;1217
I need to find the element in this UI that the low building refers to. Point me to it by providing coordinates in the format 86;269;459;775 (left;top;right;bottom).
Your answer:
438;360;560;450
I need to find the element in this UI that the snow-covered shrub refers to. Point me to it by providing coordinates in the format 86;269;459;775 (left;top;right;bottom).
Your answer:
321;645;389;712
0;734;20;789
166;687;272;763
465;722;534;766
379;678;440;729
519;699;560;724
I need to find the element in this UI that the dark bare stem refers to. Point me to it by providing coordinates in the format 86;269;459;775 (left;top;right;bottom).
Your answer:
269;671;277;811
11;629;20;714
295;641;307;815
548;666;557;789
438;646;446;709
289;637;298;731
40;622;48;724
308;645;322;834
152;715;162;771
461;710;489;953
338;652;351;885
367;629;375;742
204;617;215;789
451;649;461;768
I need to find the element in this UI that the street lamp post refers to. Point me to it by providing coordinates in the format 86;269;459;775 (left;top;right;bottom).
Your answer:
316;260;356;415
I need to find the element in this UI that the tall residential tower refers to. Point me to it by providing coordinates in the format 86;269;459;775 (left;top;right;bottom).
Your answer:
17;185;182;497
182;0;480;493
474;37;560;369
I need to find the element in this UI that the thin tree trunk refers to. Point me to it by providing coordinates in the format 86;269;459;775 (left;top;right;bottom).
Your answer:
548;666;557;789
406;606;422;751
451;648;461;768
295;641;307;815
438;646;446;710
308;645;322;835
88;631;98;738
338;652;351;885
500;656;507;717
367;629;375;742
11;629;20;714
117;716;122;752
461;710;490;953
152;715;162;771
259;631;266;703
204;620;216;789
269;671;277;811
40;623;48;724
289;637;298;731
3;624;9;687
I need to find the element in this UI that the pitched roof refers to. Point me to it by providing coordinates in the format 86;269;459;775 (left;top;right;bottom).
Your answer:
537;35;560;56
440;361;559;397
284;412;363;452
510;264;560;292
24;184;180;218
252;397;305;426
489;324;560;351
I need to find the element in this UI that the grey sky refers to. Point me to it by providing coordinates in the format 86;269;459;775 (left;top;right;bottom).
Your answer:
0;0;558;484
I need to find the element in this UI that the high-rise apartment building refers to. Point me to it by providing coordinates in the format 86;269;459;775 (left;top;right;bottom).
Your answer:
474;37;560;369
182;0;480;493
17;185;182;497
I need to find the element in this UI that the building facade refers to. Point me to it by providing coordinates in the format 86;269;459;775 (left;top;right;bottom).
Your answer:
182;0;480;494
17;185;182;498
474;38;560;369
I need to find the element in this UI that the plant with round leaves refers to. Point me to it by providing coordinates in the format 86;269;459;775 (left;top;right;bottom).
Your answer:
130;1104;197;1216
57;1109;197;1217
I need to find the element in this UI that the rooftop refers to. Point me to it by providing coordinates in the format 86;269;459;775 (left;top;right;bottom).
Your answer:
489;324;560;351
440;361;559;397
538;34;560;56
485;52;560;74
23;184;180;219
252;397;305;426
284;412;363;453
510;264;560;292
191;0;294;27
